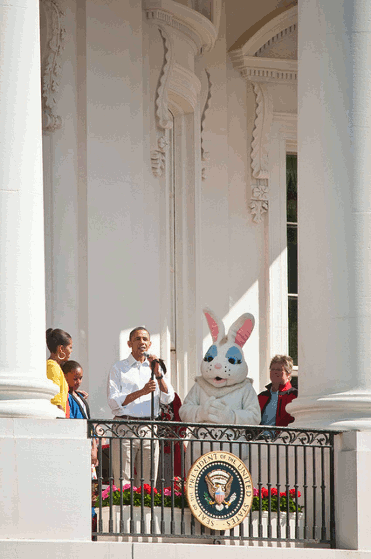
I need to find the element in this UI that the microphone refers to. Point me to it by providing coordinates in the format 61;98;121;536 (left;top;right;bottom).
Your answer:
143;352;150;359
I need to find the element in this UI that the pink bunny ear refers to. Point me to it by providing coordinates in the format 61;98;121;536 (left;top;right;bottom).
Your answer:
228;313;255;347
203;307;225;343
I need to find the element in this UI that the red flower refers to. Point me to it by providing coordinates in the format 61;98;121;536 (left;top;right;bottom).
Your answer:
280;492;287;497
271;488;278;496
261;487;269;498
289;488;301;498
137;484;158;495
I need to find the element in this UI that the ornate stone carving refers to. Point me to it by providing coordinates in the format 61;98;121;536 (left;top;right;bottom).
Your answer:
40;0;66;133
151;136;168;177
251;82;273;180
156;27;175;130
229;7;298;223
201;68;212;181
249;82;273;223
150;26;174;177
249;180;269;223
239;64;297;83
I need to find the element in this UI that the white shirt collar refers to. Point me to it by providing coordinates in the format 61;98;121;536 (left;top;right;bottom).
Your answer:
127;353;149;367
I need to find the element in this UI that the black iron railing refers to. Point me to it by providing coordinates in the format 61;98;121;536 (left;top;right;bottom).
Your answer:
88;420;339;547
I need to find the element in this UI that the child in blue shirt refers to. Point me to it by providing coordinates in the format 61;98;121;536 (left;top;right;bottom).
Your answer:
62;360;98;464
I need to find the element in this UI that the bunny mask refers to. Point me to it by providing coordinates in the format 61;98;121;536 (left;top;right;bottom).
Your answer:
201;308;255;388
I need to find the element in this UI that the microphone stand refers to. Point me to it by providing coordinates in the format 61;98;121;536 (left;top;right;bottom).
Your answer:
150;361;155;421
145;353;166;420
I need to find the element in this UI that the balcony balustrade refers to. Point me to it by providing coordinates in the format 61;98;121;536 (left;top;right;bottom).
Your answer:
88;420;339;547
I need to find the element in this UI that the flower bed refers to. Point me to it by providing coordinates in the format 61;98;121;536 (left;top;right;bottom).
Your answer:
95;478;185;509
95;481;302;514
252;487;302;513
94;479;304;545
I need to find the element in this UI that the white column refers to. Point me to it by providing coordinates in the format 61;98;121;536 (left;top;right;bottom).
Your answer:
0;0;58;417
289;0;371;429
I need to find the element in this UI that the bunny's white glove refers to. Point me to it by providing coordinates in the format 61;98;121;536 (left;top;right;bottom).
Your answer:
196;396;217;422
197;397;235;424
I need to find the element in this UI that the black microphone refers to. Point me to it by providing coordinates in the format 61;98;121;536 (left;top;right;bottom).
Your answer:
143;352;150;359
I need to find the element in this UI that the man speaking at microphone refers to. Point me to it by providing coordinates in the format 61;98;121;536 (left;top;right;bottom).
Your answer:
107;327;175;487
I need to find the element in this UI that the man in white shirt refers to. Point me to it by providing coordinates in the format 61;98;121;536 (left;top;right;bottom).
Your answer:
107;327;175;487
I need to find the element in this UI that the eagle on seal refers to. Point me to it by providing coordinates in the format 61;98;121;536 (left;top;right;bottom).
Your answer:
205;469;233;509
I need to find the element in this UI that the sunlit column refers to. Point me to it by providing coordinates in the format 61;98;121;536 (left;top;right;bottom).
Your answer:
0;0;58;417
290;0;371;428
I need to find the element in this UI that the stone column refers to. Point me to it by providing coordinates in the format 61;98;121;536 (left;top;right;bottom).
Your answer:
288;0;371;429
0;0;58;417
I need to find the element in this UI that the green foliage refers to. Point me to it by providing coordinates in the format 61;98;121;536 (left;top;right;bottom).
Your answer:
95;488;187;510
251;494;302;513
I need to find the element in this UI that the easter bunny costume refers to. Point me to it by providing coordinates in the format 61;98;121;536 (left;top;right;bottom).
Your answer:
179;308;261;469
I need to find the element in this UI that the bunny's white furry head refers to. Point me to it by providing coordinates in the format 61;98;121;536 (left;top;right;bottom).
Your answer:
201;308;255;388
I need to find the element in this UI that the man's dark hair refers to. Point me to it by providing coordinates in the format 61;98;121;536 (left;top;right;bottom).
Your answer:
129;326;150;341
62;360;82;375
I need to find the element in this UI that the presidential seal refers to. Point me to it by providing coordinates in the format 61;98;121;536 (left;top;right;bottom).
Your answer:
185;451;253;531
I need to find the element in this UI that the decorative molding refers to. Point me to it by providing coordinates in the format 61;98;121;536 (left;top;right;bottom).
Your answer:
249;180;269;223
151;25;201;175
156;27;175;130
251;82;273;180
151;136;168;177
201;68;212;180
249;82;273;223
249;114;297;224
229;6;298;223
231;54;297;84
151;26;173;177
143;0;218;54
40;0;66;133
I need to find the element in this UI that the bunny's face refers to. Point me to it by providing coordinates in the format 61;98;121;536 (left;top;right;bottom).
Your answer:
201;343;248;387
201;308;255;388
